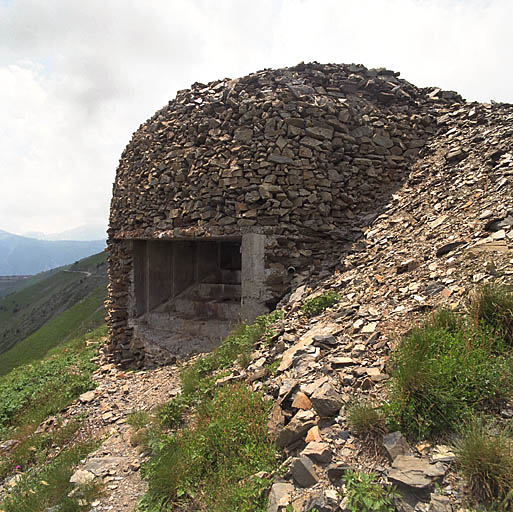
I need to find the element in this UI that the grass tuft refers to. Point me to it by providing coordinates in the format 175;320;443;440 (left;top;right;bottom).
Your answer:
454;418;513;509
469;283;513;346
301;291;341;318
347;400;387;439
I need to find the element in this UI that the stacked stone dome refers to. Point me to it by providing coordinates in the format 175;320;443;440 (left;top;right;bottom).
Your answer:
106;62;463;365
109;62;460;241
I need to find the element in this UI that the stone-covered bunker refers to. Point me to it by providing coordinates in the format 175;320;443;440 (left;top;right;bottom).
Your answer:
106;62;455;366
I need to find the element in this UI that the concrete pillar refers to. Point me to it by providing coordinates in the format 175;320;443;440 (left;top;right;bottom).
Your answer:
241;233;269;322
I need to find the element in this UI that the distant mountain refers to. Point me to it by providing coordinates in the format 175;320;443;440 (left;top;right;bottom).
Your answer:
23;223;107;241
0;229;106;275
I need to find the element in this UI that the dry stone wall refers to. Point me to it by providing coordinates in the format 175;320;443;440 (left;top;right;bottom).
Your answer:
107;62;463;365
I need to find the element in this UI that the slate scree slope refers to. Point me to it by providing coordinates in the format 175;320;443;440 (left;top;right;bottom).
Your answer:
107;62;477;367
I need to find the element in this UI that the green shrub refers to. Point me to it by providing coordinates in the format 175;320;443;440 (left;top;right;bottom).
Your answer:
454;418;513;509
302;291;341;318
470;283;513;345
157;394;190;429
127;410;151;431
385;313;513;439
342;470;398;512
140;384;276;511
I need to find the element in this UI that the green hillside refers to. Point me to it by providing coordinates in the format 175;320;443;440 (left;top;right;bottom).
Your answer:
0;276;30;298
0;251;107;356
0;283;107;376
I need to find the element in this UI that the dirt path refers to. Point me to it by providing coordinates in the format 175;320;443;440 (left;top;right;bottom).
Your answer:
66;359;181;510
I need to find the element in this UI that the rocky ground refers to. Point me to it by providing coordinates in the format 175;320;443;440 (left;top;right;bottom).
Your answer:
65;362;180;511
249;100;513;512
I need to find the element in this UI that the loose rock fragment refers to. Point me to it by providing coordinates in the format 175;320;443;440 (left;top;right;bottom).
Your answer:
310;383;344;417
291;456;320;487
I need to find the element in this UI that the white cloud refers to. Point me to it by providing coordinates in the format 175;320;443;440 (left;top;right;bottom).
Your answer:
0;0;512;234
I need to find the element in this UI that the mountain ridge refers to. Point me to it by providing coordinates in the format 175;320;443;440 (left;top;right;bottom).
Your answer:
22;223;107;242
0;229;105;275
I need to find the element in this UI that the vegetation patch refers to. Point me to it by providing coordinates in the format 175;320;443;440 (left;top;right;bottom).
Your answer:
0;440;100;512
342;470;398;512
0;322;104;509
0;325;104;440
0;418;84;482
301;291;341;318
469;283;513;345
346;399;387;451
139;384;275;512
134;312;283;512
384;299;513;439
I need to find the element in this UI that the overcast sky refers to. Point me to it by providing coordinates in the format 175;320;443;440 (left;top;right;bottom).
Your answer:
1;0;512;236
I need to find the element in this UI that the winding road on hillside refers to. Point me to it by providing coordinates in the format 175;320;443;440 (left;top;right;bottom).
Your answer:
64;269;92;277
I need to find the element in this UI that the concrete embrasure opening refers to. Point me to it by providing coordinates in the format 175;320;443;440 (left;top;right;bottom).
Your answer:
129;238;250;358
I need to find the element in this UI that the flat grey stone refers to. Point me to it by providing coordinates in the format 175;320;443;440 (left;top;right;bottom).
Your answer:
70;469;95;485
383;431;412;461
373;133;394;148
269;153;293;164
305;126;334;141
83;456;125;476
78;390;96;403
388;455;446;489
429;495;453;512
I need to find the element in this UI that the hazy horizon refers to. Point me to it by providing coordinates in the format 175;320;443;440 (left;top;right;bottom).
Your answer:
3;222;107;241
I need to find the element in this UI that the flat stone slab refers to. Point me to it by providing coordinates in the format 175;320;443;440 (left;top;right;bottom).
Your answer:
279;323;341;372
388;455;446;489
83;456;126;476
